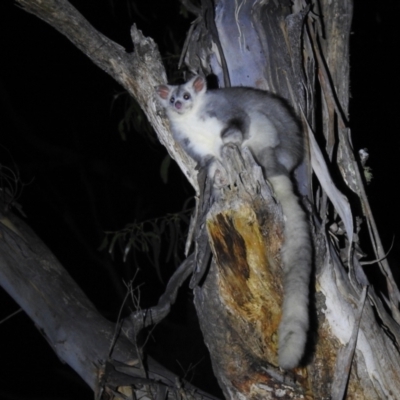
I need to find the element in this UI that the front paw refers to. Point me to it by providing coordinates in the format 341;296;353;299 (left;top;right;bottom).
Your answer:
221;126;243;146
196;158;228;189
209;159;229;189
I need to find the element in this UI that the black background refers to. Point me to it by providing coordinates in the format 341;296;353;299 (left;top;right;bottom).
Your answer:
1;1;399;398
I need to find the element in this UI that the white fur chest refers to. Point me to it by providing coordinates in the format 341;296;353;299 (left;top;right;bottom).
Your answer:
169;110;225;159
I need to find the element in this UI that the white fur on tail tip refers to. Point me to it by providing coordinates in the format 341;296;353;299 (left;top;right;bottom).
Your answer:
278;302;309;369
269;175;311;369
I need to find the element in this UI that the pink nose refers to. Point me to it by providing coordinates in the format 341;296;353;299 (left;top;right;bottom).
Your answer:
175;101;182;110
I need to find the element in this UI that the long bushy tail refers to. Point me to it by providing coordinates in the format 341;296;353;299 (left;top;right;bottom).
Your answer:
268;174;311;369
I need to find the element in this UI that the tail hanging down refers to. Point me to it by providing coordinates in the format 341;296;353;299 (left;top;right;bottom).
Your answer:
268;174;311;369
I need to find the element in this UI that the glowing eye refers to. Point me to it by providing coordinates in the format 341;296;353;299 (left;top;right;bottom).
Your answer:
170;97;175;104
183;93;190;100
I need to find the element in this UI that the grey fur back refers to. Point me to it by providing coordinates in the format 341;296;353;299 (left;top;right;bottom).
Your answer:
205;87;303;176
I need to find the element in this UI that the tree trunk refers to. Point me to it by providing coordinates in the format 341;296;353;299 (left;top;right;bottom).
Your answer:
181;1;400;398
4;0;400;399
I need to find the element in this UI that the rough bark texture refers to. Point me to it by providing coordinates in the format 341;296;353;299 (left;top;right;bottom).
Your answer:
194;148;310;399
4;0;400;399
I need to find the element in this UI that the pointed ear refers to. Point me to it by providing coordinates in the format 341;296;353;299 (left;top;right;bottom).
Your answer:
155;85;171;100
190;76;207;94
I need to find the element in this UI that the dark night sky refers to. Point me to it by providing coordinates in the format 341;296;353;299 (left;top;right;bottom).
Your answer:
0;0;400;399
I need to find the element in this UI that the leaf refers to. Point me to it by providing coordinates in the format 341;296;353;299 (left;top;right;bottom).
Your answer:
109;233;120;255
166;218;176;262
159;218;166;236
117;118;127;141
160;155;171;184
308;124;354;243
173;217;182;265
123;238;133;262
149;231;162;282
98;235;109;252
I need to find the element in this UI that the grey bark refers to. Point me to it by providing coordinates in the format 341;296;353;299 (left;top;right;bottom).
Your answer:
0;202;219;399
